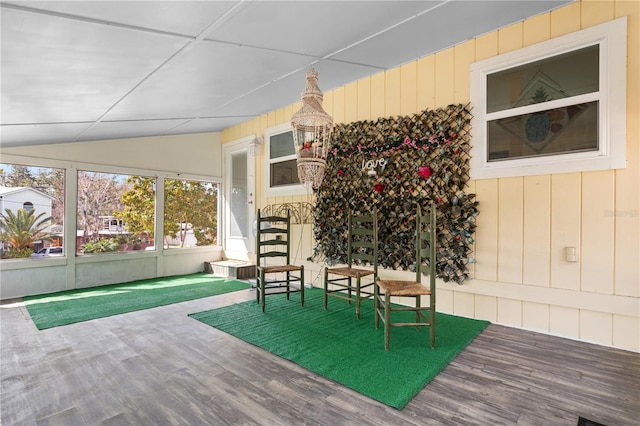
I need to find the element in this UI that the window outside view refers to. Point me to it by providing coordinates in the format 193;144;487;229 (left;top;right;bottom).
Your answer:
0;164;64;258
0;164;219;259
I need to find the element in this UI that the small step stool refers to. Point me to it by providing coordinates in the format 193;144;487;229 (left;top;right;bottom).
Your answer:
204;260;256;279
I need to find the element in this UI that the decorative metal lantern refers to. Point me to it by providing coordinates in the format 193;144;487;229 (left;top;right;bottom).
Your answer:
291;69;334;190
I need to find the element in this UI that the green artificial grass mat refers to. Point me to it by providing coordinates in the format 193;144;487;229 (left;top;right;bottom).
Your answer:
189;289;489;410
24;273;250;330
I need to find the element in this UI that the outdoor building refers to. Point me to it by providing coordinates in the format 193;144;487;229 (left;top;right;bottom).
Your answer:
0;1;638;424
0;187;53;228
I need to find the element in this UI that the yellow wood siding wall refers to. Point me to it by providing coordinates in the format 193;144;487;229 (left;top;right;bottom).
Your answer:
222;0;639;352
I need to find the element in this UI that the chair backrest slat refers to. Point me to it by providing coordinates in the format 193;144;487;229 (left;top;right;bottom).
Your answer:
347;208;378;272
415;202;437;291
256;208;293;265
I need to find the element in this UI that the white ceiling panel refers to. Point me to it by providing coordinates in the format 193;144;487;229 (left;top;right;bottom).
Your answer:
75;119;191;142
8;0;239;37
102;41;318;121
206;1;440;58
0;122;93;147
0;1;574;148
1;6;187;123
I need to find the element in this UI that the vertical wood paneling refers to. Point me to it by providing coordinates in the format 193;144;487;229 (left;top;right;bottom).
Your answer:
453;292;474;318
474;179;498;281
498;22;523;54
581;171;615;294
497;298;522;327
400;62;417;116
475;294;497;322
523;12;551;46
370;72;386;120
416;56;435;111
322;92;333;119
522;301;550;333
475;32;498;61
614;0;640;298
434;49;454;107
582;0;615;27
551;1;581;37
453;40;474;104
437;288;454;314
613;314;640;352
550;305;580;340
523;175;551;286
356;78;371;122
498;177;524;284
580;310;613;346
550;173;581;291
343;81;358;124
274;107;285;126
332;86;345;124
384;68;401;117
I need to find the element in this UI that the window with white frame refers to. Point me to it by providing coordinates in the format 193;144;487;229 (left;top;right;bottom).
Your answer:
264;123;306;196
470;17;627;179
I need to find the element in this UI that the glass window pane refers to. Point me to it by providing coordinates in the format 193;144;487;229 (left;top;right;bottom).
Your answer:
270;159;299;187
77;172;155;254
487;101;599;161
0;164;64;259
487;45;599;113
164;179;218;248
269;131;295;159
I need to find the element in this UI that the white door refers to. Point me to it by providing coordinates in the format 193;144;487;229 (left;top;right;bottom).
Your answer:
223;138;256;261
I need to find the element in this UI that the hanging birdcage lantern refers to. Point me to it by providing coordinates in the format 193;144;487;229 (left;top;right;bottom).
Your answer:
291;69;334;190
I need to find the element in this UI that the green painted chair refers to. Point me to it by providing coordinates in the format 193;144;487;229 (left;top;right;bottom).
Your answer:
324;208;378;319
255;209;304;312
375;203;437;350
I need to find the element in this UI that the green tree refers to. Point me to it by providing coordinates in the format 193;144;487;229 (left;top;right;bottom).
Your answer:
0;208;53;257
116;177;217;248
2;165;35;187
164;179;218;247
113;176;156;238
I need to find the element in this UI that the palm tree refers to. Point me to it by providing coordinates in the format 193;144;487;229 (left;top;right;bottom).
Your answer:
0;208;53;257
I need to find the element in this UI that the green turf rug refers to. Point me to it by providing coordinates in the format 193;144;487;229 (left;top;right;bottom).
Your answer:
24;273;250;330
189;288;489;409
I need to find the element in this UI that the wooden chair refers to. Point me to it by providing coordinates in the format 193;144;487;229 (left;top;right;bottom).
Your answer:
323;208;378;319
255;209;304;312
375;203;436;350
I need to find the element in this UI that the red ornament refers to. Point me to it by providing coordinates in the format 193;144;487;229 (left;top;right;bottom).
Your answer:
337;169;345;177
436;197;442;203
374;183;385;193
418;166;432;179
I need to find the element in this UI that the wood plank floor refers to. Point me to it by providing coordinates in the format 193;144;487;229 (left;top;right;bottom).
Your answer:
1;287;638;426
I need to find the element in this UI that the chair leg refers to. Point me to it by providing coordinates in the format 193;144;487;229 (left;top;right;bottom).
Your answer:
256;272;261;304
300;265;305;307
355;277;361;319
347;277;352;304
430;304;436;348
384;291;391;351
323;268;329;310
285;272;290;300
415;295;421;330
261;271;266;313
374;284;380;329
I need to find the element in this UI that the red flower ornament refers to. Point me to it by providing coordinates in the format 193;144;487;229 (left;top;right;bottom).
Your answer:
418;166;432;179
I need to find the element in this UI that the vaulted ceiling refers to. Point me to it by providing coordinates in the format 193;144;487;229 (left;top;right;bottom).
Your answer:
0;1;573;148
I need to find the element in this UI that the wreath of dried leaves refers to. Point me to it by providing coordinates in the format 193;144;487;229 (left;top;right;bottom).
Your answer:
312;104;478;284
